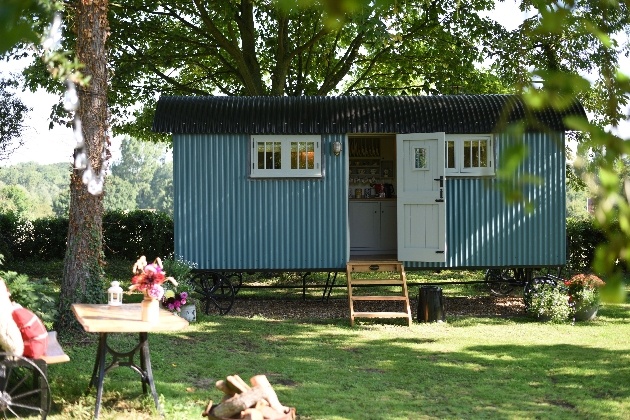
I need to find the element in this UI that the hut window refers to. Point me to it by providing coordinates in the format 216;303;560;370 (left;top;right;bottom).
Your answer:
445;134;494;176
251;135;321;178
413;148;428;170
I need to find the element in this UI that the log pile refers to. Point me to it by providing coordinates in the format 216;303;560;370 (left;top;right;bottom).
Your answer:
203;374;295;420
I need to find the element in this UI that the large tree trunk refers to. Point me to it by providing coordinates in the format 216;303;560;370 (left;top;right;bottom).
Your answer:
56;0;109;333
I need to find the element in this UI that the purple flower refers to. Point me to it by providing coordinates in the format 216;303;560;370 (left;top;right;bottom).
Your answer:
147;284;164;300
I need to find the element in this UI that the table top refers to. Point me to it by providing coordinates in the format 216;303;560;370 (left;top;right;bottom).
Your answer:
72;303;189;333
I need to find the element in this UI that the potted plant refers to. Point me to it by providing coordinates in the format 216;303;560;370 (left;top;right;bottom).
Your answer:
524;281;572;323
161;289;196;321
161;256;198;322
565;274;605;321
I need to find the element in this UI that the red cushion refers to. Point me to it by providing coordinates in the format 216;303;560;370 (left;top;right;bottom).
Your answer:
12;308;48;358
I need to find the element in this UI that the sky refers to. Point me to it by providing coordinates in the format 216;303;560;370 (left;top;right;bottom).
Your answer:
0;65;123;167
0;1;628;167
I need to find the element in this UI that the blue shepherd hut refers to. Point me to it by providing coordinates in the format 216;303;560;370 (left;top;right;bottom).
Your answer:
153;94;585;273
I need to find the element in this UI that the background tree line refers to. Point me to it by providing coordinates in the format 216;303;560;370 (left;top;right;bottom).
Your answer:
0;136;173;219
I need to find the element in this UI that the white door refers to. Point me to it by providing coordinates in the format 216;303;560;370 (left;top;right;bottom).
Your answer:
396;133;446;262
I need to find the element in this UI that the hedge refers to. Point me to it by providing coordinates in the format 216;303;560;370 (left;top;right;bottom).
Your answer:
0;212;616;271
565;216;609;271
0;210;173;263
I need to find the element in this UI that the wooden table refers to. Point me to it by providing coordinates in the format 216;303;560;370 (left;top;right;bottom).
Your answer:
72;303;189;419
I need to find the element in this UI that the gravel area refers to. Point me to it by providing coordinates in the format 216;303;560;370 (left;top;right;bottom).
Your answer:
226;295;525;320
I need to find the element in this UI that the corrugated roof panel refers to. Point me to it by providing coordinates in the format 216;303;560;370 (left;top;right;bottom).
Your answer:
153;95;586;135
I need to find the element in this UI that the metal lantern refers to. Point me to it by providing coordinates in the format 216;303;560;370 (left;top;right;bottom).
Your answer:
332;141;342;156
108;281;123;306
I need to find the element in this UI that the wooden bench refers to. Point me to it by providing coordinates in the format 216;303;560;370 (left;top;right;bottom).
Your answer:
37;331;70;366
30;331;70;390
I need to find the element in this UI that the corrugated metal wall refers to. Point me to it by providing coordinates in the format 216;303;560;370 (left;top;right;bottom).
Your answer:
406;132;566;269
174;133;348;270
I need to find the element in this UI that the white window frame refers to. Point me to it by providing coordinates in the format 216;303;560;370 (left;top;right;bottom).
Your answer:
444;134;494;176
250;135;322;178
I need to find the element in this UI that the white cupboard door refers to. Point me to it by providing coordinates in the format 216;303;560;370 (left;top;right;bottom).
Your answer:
349;201;380;250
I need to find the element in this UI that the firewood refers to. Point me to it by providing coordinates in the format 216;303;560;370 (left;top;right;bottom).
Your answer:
211;386;267;418
215;379;236;396
227;374;252;393
241;408;264;420
254;399;270;409
250;375;289;414
258;405;288;419
202;400;214;417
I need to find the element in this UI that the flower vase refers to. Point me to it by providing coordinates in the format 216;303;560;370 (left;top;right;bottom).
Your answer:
141;295;160;323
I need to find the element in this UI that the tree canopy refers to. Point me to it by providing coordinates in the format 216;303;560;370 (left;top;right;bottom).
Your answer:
0;78;29;161
19;0;509;140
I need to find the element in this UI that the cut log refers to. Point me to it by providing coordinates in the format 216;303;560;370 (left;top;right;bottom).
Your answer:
202;400;214;417
215;380;235;396
211;386;267;418
250;375;289;414
241;408;264;420
258;405;289;420
227;374;252;393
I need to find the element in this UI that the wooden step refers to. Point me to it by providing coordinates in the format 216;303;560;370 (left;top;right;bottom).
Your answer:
346;261;412;327
351;296;408;301
348;263;402;273
352;311;412;319
348;279;404;286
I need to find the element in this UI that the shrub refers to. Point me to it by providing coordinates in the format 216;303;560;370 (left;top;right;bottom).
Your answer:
103;210;174;260
29;216;69;260
565;273;605;314
571;287;600;313
0;269;58;327
565;217;613;272
524;281;572;323
162;255;197;285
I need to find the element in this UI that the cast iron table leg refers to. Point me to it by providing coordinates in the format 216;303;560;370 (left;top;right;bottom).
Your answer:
87;333;108;419
139;332;161;413
86;332;162;419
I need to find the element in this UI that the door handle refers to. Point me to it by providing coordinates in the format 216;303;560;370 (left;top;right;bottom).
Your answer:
433;176;443;188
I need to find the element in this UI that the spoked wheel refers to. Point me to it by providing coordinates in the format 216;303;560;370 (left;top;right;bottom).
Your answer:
190;271;235;315
224;272;243;295
485;268;517;296
0;353;50;419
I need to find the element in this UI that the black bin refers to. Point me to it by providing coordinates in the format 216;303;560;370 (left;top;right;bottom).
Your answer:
417;286;445;322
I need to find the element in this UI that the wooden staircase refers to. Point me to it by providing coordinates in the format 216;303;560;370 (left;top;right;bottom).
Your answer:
346;261;412;326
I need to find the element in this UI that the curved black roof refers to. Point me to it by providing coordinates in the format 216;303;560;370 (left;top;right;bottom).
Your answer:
152;95;586;135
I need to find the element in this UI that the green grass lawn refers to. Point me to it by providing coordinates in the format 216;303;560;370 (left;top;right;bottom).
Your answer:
3;260;629;419
45;292;629;419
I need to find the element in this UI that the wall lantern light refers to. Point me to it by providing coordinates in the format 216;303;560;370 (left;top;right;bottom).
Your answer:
332;141;342;156
108;281;123;306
